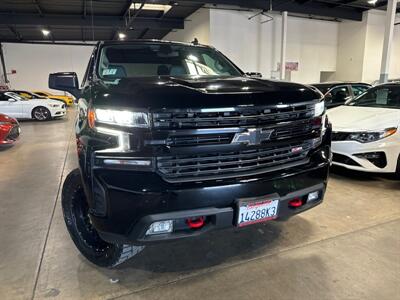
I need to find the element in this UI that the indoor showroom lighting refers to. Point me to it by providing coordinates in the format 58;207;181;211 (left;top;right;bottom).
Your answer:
118;32;126;40
41;29;50;36
130;3;172;13
367;0;378;5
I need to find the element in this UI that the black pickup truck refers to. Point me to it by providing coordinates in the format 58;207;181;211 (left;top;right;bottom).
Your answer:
50;40;331;267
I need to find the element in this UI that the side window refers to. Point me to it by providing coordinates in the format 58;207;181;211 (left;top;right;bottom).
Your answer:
351;85;369;97
329;86;351;104
0;93;8;101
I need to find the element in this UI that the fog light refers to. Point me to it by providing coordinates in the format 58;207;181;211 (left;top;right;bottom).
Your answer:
146;220;173;235
307;191;319;202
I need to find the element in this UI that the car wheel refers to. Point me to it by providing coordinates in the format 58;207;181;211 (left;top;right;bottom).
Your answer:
62;169;144;267
32;106;51;121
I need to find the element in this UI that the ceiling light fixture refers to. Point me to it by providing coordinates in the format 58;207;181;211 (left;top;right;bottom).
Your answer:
118;32;126;40
367;0;378;5
41;29;50;36
130;3;172;13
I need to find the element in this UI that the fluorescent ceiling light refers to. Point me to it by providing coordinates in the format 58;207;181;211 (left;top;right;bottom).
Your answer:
41;29;50;36
367;0;378;5
130;3;172;13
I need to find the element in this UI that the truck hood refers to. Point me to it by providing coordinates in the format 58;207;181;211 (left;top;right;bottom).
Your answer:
327;105;400;131
92;76;321;109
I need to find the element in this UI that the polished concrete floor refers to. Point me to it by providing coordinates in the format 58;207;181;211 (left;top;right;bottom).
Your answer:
0;109;399;300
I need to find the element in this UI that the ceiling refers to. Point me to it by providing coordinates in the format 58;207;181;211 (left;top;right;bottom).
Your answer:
0;0;398;43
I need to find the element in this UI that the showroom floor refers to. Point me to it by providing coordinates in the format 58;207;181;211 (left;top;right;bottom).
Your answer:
0;109;399;300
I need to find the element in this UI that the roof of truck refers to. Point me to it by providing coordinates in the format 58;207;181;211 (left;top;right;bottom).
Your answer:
99;39;213;49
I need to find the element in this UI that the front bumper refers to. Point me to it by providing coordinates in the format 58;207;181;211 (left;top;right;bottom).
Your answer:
0;123;20;145
87;148;330;245
49;106;67;118
332;135;400;173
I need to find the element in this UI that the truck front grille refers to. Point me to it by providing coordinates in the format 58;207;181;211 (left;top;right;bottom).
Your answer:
166;119;320;147
157;141;312;183
153;104;315;129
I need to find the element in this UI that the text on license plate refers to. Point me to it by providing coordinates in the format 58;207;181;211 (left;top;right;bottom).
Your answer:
237;199;279;227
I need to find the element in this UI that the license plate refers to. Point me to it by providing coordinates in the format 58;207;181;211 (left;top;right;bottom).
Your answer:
237;198;279;227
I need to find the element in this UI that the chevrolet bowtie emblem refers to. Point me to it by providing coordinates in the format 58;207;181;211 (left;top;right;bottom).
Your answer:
231;128;274;145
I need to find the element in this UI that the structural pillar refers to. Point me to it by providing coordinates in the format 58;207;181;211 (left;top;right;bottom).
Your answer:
0;43;9;84
280;11;288;80
379;0;398;83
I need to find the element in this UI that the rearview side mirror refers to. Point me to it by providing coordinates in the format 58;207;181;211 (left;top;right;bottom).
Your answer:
8;98;17;102
245;72;262;78
49;72;81;100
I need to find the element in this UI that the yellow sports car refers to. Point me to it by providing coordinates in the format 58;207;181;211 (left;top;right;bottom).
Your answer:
33;91;74;106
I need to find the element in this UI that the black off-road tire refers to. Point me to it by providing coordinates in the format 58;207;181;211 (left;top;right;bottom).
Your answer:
62;169;144;268
32;106;51;121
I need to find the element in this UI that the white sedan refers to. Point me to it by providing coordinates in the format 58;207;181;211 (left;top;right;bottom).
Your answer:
328;83;400;175
0;91;66;121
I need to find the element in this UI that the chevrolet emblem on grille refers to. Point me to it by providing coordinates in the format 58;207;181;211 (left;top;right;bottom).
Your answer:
231;128;274;145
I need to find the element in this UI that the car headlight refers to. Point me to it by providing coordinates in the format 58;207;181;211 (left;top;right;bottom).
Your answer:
94;108;150;128
347;127;397;143
314;101;325;117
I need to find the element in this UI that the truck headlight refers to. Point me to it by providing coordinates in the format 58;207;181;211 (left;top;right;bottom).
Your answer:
347;128;397;143
314;101;325;117
95;108;149;128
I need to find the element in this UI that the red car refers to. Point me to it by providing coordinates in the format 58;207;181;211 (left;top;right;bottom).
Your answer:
0;113;20;145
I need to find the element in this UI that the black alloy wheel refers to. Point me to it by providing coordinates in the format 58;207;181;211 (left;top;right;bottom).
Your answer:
62;169;144;267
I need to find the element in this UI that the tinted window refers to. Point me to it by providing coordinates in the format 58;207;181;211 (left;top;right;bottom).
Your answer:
329;86;351;104
98;43;242;79
351;85;370;97
348;85;400;109
0;93;8;101
5;92;26;101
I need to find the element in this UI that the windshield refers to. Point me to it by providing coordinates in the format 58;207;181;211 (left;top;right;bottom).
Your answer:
97;43;242;80
312;85;330;94
347;85;400;109
5;92;27;101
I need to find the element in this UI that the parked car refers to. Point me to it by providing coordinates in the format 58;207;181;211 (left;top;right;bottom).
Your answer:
328;83;400;175
371;78;400;86
0;113;20;145
0;91;66;121
312;82;371;109
12;90;48;100
32;90;74;106
50;40;331;268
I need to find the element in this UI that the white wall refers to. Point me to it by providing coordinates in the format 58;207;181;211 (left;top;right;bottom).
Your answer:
335;10;400;83
209;10;339;84
3;43;94;94
164;9;210;44
362;11;400;82
335;18;367;81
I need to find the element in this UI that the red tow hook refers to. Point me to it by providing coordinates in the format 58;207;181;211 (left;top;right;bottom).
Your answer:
288;197;303;208
186;216;205;229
